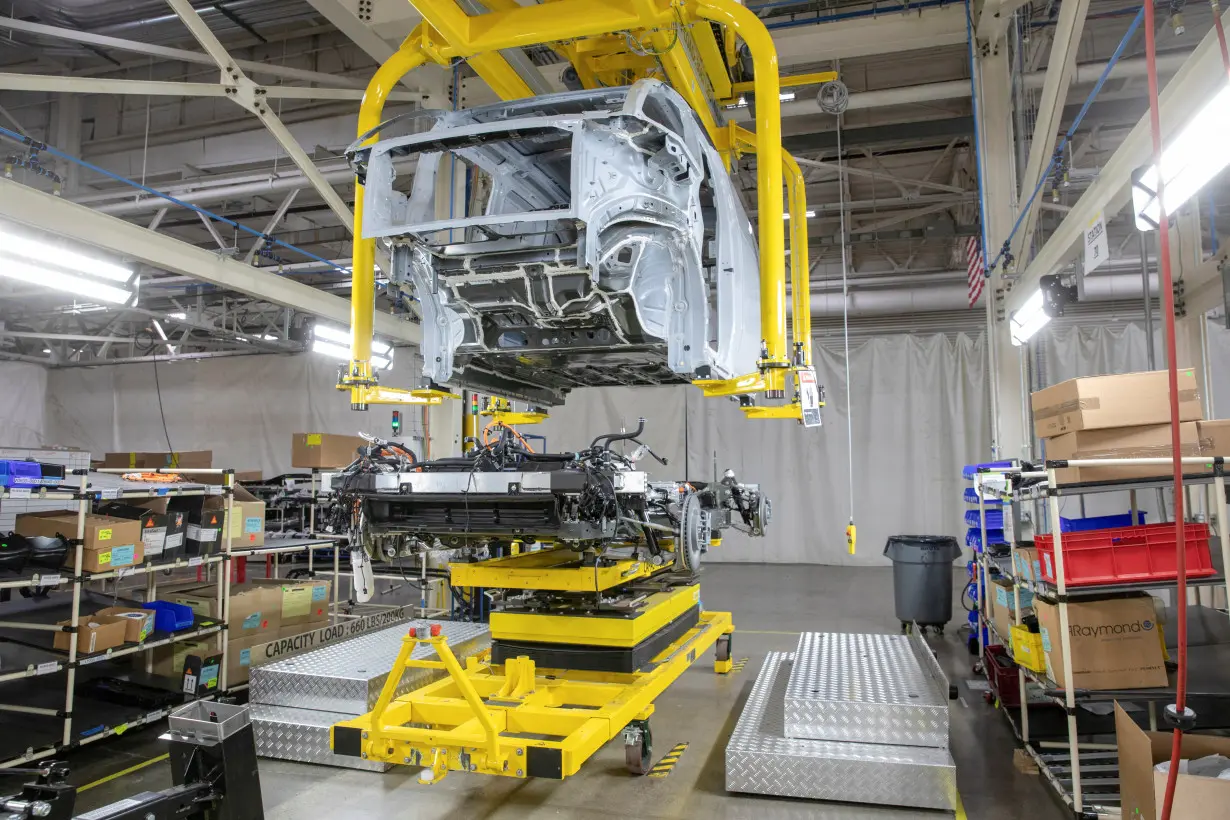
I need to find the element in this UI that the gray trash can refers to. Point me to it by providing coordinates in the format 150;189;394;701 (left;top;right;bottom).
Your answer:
883;535;962;634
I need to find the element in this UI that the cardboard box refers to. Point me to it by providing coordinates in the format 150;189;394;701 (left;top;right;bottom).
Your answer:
253;578;332;626
53;615;128;654
1045;422;1202;483
171;585;279;637
175;496;225;557
15;512;143;573
1014;547;1043;583
1032;370;1202;439
102;450;212;469
148;638;218;681
226;634;266;685
991;579;1032;642
97;502;186;562
1116;702;1230;820
94;606;156;643
228;486;266;548
292;433;365;469
1198;419;1230;459
1035;595;1168;690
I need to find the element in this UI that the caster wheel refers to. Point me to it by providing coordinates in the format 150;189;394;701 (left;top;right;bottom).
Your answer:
715;634;732;663
937;626;945;636
624;720;652;776
984;691;994;705
972;660;984;675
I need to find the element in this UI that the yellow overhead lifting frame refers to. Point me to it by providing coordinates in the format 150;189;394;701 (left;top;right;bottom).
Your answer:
339;0;821;420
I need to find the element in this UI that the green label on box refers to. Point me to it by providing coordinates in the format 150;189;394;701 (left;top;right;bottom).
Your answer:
1040;626;1052;653
110;545;136;567
240;648;251;667
311;586;327;602
242;611;262;629
244;516;262;534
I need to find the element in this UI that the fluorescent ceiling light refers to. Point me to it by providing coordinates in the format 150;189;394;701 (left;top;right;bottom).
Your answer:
152;319;177;355
313;323;391;355
782;210;816;220
1010;288;1051;346
0;258;133;305
1132;83;1230;231
168;312;187;320
312;336;393;370
0;227;132;283
261;334;278;341
780;91;796;102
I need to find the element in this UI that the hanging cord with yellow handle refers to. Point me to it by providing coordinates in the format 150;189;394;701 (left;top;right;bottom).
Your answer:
836;65;856;556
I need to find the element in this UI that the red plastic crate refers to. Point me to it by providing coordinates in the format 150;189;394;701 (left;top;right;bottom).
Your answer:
1036;522;1215;587
984;645;1020;707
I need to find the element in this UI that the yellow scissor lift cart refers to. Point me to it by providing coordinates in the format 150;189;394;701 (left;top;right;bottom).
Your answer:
330;0;813;782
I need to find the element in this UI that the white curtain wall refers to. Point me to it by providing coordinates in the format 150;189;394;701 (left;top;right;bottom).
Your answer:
539;332;991;566
0;362;48;447
43;352;424;476
27;319;1230;566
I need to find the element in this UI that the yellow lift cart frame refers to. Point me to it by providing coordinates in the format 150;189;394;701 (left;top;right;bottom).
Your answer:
338;0;821;419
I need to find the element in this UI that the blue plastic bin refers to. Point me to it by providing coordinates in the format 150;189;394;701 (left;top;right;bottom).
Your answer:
965;508;1005;528
1059;511;1147;532
962;461;1015;480
966;527;1006;550
142;600;195;632
963;487;1004;506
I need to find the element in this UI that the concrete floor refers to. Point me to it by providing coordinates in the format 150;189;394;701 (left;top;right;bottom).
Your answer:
68;564;1064;819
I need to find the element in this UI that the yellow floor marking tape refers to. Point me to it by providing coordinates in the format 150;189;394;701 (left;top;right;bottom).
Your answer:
647;742;690;778
78;753;169;793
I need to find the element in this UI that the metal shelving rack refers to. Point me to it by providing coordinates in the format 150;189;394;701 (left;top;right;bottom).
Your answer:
974;456;1230;819
0;467;235;769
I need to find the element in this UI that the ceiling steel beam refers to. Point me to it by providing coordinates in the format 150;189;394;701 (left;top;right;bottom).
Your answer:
1008;6;1230;312
0;178;420;344
770;3;967;62
0;16;371;89
793;156;965;195
0;73;421;101
1010;0;1091;265
165;0;355;232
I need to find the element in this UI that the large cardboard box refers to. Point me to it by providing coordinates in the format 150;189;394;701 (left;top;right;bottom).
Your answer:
171;585;279;637
990;578;1032;642
292;433;365;469
1014;546;1043;584
15;512;143;573
53;615;128;654
1116;703;1230;820
148;639;220;685
226;634;266;686
1035;595;1167;690
228;486;266;548
253;578;331;626
1031;370;1202;439
97;502;186;563
102;450;212;469
1198;419;1230;459
1045;422;1202;483
94;606;156;643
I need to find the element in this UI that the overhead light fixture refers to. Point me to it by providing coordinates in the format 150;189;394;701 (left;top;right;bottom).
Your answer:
312;324;393;369
1010;288;1050;346
1131;83;1230;231
168;312;187;320
782;210;816;220
1010;275;1077;345
0;258;133;305
152;319;178;355
780;91;796;102
0;227;133;283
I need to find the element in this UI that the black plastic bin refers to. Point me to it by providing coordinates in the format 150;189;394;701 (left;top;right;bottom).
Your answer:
883;535;962;633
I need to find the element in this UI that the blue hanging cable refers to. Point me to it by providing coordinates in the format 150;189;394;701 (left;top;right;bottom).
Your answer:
964;0;993;274
984;5;1146;273
0;124;349;274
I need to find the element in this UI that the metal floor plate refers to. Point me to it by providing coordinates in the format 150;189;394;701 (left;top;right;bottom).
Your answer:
784;631;950;747
726;652;957;811
250;620;490;713
251;703;390;773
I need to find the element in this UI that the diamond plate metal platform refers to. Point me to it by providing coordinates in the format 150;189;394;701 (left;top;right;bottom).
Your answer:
784;631;950;747
726;652;957;811
251;704;391;772
250;620;489;713
250;619;489;771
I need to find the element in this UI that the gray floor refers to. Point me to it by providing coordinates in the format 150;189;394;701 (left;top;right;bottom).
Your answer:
70;564;1064;819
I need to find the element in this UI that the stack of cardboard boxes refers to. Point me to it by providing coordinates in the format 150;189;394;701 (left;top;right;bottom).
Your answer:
1030;368;1230;482
1011;369;1205;692
147;576;330;686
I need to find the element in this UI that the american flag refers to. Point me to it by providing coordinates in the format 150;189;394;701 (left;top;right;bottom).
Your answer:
966;235;985;308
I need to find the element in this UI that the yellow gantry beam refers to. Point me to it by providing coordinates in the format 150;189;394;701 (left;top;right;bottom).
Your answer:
345;0;801;410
